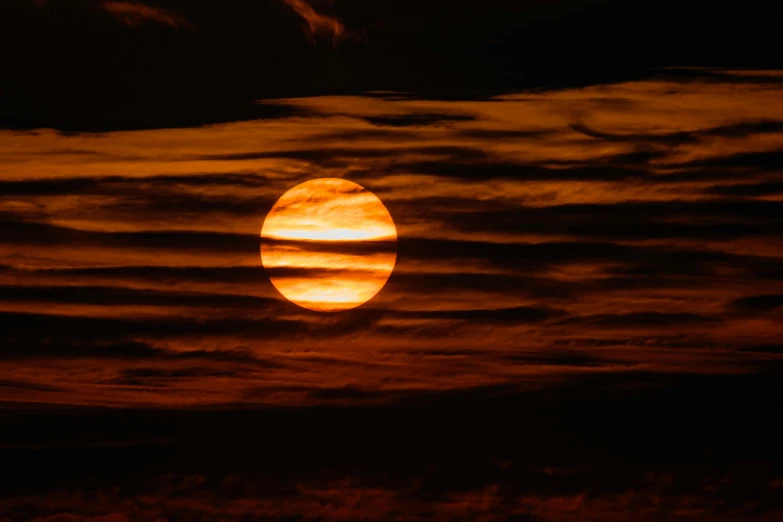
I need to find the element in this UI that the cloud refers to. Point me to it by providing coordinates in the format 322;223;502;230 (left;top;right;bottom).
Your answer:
0;335;162;360
2;372;782;519
676;150;783;170
0;310;310;349
283;0;345;44
2;264;270;286
362;113;475;128
387;305;563;323
381;157;648;183
428;199;783;241
0;379;62;393
0;215;260;254
2;73;783;416
106;367;251;387
2;91;310;132
195;144;488;164
26;516;129;522
570;120;783;144
556;311;717;329
729;294;783;313
704;181;783;197
0;284;278;310
100;1;194;30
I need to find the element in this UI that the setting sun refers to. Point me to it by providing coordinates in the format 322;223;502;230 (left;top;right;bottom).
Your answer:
260;178;397;312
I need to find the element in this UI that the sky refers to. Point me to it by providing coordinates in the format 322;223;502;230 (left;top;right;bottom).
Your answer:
1;1;782;521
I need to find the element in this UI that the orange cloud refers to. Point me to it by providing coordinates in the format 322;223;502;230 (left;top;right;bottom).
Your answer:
283;0;346;44
101;1;194;30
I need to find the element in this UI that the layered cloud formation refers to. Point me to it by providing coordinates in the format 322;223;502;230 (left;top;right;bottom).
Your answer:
1;69;782;521
1;69;781;408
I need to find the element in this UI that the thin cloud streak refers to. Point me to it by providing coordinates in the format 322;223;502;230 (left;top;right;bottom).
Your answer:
101;1;195;29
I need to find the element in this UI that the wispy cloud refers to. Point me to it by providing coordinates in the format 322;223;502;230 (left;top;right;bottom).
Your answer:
101;1;194;30
283;0;346;44
30;0;194;30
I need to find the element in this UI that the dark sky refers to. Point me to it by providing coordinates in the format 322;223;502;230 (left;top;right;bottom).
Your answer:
1;1;782;521
1;0;780;130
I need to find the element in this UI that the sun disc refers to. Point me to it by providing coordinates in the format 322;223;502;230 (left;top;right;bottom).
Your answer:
261;178;397;312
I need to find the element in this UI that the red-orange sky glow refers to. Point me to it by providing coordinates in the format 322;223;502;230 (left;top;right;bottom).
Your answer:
1;73;782;409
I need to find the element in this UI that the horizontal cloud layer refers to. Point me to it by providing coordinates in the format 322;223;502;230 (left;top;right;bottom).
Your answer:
1;72;782;411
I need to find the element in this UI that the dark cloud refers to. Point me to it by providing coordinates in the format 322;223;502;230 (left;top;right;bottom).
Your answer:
546;334;747;350
0;311;308;357
0;284;279;310
0;263;725;308
263;266;395;281
0;379;62;393
307;127;416;142
570;120;783;144
106;367;246;387
306;385;391;402
362;112;475;127
378;150;783;185
677;150;783;170
380;157;652;183
430;199;783;241
1;264;270;285
1;0;316;131
386;305;563;323
498;351;621;368
0;173;278;197
556;311;717;328
0;334;162;360
3;0;780;131
661;67;783;85
729;294;783;313
0;300;565;357
0;216;259;254
384;271;575;299
455;128;554;139
2;98;313;133
0;324;289;364
262;237;397;255
1;372;782;520
737;343;783;354
704;180;783;197
196;145;488;164
400;237;772;279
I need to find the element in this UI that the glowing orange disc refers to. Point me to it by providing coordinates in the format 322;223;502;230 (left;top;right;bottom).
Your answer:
261;178;397;312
